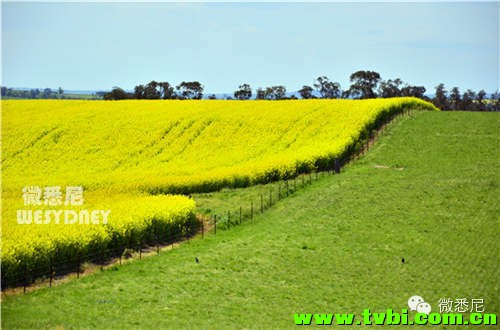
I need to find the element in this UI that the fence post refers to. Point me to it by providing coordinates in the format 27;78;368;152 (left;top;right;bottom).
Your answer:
23;263;27;293
49;259;53;288
251;201;253;222
214;214;217;235
77;253;80;278
156;236;160;255
334;158;340;174
100;247;104;271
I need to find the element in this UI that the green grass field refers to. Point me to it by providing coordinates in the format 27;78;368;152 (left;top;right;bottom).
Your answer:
2;111;498;329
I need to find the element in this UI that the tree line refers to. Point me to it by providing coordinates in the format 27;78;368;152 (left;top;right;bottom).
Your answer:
2;70;499;111
103;81;203;101
1;87;65;99
103;70;499;111
1;86;106;100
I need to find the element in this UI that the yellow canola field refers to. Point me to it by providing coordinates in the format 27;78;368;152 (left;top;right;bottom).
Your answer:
1;97;437;286
2;97;437;194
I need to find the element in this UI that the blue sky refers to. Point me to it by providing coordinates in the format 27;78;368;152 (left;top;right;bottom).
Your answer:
2;2;499;94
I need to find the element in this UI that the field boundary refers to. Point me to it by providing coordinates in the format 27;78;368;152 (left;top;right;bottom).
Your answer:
1;107;421;294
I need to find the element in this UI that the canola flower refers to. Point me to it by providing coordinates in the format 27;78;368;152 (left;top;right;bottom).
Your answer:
1;97;437;286
2;97;437;194
2;193;196;286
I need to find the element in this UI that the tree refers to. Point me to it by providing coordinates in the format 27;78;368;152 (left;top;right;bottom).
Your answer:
491;91;500;111
1;86;7;97
314;76;341;99
256;88;265;100
43;88;53;99
476;90;487;111
262;86;286;100
401;85;426;98
346;70;381;99
30;89;41;99
378;78;403;98
234;84;252;100
298;85;314;99
208;94;217;100
271;85;286;100
433;84;449;110
58;87;64;99
449;87;461;110
460;89;475;110
134;85;145;99
104;87;131;100
158;82;175;99
176;81;203;100
143;81;160;99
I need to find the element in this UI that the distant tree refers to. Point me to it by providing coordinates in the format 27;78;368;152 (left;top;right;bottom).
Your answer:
208;94;217;100
43;88;53;99
134;85;145;99
491;91;500;111
314;76;341;99
234;84;252;100
298;85;314;99
264;87;273;100
176;81;203;100
1;86;7;97
58;87;64;99
346;70;381;99
401;85;426;98
263;86;286;100
476;90;487;111
143;81;160;99
158;82;175;99
272;85;287;100
450;87;461;110
30;88;41;99
256;88;265;100
378;78;403;98
104;87;131;100
433;84;449;110
460;89;475;110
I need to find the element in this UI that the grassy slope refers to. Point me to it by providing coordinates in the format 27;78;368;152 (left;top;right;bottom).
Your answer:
2;111;498;329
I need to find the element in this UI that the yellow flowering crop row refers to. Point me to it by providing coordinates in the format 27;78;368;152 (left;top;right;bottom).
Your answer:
2;193;196;286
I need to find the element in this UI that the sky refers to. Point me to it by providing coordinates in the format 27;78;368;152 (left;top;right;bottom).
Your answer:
1;1;499;94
